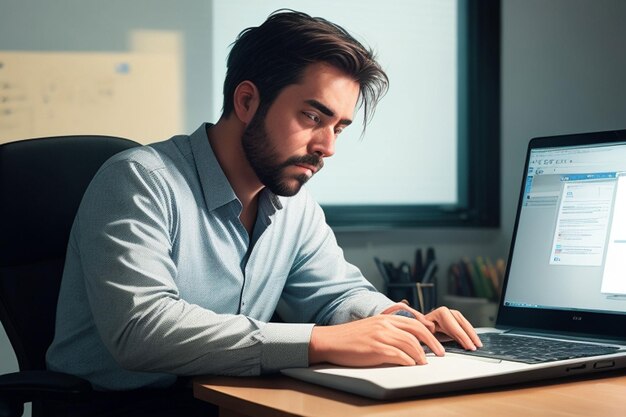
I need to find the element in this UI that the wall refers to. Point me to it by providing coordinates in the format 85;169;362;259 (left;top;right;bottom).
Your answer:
2;1;626;410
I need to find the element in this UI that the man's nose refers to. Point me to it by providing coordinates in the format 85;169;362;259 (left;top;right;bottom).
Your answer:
309;127;335;158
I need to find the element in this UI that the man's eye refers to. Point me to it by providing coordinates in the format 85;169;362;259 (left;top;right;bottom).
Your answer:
303;112;320;123
334;126;345;135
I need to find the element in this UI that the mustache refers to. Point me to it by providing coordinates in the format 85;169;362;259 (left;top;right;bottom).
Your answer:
282;154;324;171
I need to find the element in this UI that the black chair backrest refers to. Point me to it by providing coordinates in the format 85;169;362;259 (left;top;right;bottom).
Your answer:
0;136;139;371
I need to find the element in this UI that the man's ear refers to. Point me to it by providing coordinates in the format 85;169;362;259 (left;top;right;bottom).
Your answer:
233;81;260;124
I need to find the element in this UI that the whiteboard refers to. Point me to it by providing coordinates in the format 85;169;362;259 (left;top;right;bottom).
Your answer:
0;48;182;144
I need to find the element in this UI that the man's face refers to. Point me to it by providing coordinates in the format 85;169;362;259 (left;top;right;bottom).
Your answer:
242;62;360;196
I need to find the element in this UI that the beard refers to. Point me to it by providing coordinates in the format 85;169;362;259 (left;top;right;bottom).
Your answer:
241;106;323;197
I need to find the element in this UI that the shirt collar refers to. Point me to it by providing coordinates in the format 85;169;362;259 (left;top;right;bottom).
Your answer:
189;123;283;213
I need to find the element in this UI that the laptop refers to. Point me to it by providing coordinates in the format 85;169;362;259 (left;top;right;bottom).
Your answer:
282;129;626;400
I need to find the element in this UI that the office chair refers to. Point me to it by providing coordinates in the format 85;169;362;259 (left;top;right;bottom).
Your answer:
0;135;140;417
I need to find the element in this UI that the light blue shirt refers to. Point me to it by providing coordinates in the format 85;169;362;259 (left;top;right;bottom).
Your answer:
46;123;393;390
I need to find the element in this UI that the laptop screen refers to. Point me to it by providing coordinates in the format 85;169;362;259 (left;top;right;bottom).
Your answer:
498;130;626;339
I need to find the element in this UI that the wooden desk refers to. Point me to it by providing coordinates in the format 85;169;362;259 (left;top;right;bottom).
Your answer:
194;372;626;417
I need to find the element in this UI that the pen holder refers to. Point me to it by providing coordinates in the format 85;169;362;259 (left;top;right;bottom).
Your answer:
374;254;438;313
386;282;435;313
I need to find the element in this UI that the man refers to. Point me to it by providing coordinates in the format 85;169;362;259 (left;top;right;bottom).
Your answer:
47;9;480;415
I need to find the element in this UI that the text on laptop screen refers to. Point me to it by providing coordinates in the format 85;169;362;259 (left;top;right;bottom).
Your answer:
504;141;626;315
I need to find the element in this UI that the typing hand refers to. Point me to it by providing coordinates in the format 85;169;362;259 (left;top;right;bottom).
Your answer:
424;306;482;351
383;302;482;351
309;310;445;367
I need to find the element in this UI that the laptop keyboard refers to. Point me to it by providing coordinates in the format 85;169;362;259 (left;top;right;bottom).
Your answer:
441;333;620;364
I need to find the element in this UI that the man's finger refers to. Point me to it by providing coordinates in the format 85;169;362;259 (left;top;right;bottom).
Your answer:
450;309;482;347
425;306;483;351
392;317;445;356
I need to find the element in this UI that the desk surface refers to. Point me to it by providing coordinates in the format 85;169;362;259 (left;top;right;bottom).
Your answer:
194;372;626;417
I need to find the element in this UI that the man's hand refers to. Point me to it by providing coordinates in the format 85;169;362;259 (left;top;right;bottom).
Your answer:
424;306;483;350
308;303;482;367
383;303;482;350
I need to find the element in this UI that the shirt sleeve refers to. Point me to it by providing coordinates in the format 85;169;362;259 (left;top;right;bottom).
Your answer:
276;191;395;327
76;157;312;376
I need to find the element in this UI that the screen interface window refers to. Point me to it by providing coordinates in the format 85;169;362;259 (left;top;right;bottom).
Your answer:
504;142;626;314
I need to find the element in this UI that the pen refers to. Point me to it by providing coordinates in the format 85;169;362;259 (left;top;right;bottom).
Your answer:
399;262;412;283
374;257;391;284
421;261;437;284
414;249;423;282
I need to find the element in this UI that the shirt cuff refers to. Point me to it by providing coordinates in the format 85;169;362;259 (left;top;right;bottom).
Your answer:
257;322;314;373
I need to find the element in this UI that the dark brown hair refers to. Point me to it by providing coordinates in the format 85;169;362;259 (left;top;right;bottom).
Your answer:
222;9;389;131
